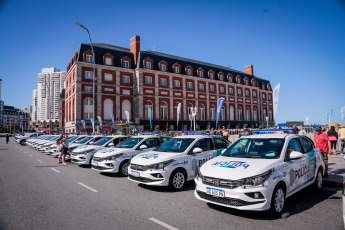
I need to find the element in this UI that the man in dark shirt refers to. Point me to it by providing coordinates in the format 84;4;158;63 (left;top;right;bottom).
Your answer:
239;124;252;138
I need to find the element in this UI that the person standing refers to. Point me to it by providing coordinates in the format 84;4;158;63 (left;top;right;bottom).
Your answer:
314;126;331;177
239;124;252;138
339;125;345;155
61;134;69;165
6;134;9;144
222;128;230;141
57;134;63;164
327;126;338;155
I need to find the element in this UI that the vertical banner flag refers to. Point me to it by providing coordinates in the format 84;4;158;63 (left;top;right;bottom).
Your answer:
148;107;152;129
125;111;130;123
111;114;115;124
273;84;280;121
177;103;181;129
76;121;80;131
97;116;102;127
81;120;85;129
216;98;225;128
341;106;345;120
90;118;94;130
135;118;140;125
330;108;334;118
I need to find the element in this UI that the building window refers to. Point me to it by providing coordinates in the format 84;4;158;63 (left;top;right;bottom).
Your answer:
210;73;214;79
86;55;93;63
237;78;241;84
230;106;234;120
237;89;242;95
123;61;129;68
145;101;153;119
103;99;113;120
145;76;152;84
245;80;249;86
263;94;266;99
187;69;192;76
123;76;130;83
199;84;204;90
200;104;205;120
187;103;194;115
122;100;131;121
104;73;113;81
245;90;249;96
219;75;223;81
161;102;168;120
263;109;267;121
238;107;242;121
160;78;167;86
221;106;225;120
83;98;93;120
220;87;224;93
105;57;112;65
229;88;234;94
161;64;166;72
85;71;94;79
262;85;265;90
85;86;93;92
199;71;203;78
246;108;250;121
145;62;152;69
253;91;257;97
210;85;215;91
268;95;272;100
174;67;179;74
174;80;180;87
254;108;257;121
187;82;193;89
210;105;215;120
269;110;273;121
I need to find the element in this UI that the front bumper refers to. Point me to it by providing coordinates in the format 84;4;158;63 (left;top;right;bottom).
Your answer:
127;166;170;186
194;178;273;211
91;159;120;173
70;154;90;165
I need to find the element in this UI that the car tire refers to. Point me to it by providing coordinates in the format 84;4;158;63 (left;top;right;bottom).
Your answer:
313;168;323;191
270;184;286;216
20;140;26;146
119;160;129;176
169;169;186;191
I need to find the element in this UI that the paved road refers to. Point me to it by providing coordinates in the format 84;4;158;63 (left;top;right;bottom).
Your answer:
0;138;343;230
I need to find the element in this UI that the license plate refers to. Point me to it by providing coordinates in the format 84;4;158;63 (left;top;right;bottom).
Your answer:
206;187;225;197
131;170;140;177
92;161;98;166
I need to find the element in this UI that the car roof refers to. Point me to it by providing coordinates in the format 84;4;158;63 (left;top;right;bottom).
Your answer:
174;135;211;139
244;134;296;139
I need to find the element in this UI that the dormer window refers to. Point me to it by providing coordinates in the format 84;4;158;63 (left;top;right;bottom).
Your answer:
174;67;179;74
145;62;152;69
161;64;166;72
105;57;112;65
245;80;249;85
219;75;224;81
86;55;93;63
187;69;192;76
262;85;265;90
199;71;203;77
237;78;241;84
210;73;214;79
123;61;129;68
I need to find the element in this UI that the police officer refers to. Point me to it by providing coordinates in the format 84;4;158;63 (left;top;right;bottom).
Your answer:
239;124;252;138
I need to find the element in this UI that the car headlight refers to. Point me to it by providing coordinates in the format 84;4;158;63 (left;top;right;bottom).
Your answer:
238;169;273;188
147;159;174;170
105;153;123;161
195;166;203;180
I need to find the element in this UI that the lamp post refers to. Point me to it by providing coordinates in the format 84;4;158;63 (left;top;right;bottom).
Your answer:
191;107;197;131
76;22;95;135
265;116;269;128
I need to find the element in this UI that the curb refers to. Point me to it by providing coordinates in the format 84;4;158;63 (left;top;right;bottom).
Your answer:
323;179;344;188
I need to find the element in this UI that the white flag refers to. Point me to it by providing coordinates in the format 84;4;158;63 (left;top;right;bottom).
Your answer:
81;120;85;129
125;111;130;123
177;103;181;128
273;84;280;121
97;116;102;127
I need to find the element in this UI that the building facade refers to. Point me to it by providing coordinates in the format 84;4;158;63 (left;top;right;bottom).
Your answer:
3;106;30;132
64;36;274;133
31;89;38;122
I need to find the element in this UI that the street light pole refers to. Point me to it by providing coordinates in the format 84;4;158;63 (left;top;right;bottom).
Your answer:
76;22;95;135
266;116;269;128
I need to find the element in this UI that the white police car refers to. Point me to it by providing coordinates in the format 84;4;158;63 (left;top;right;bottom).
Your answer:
128;132;229;190
194;133;325;215
91;135;170;176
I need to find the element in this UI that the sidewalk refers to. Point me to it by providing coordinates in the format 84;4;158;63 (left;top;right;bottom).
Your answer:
323;153;345;187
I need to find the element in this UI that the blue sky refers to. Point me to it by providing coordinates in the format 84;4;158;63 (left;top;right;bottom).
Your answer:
0;0;344;125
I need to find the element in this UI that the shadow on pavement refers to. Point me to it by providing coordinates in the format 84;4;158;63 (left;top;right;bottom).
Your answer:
100;172;124;178
137;180;195;193
205;186;340;220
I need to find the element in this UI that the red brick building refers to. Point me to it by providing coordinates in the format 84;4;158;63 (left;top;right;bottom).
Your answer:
64;36;273;133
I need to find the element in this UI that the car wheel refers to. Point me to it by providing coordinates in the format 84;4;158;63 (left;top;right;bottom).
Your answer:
119;160;129;176
313;168;323;191
270;184;285;216
169;169;186;191
20;140;26;146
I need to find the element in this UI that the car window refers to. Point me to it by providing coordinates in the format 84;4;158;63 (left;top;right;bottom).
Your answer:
299;136;313;153
191;139;211;152
286;138;302;157
141;138;158;148
213;138;228;149
160;137;170;143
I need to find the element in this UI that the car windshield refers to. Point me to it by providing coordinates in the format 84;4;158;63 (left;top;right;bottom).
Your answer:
222;138;285;159
155;138;195;153
68;136;78;142
93;137;113;146
76;136;93;144
116;138;143;148
72;136;86;142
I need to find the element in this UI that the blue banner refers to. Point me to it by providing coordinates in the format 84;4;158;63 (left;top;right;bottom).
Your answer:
216;98;225;128
148;107;152;129
111;114;115;124
90;118;94;130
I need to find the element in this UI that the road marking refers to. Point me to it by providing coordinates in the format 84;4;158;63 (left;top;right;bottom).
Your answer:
29;155;32;157
24;152;27;153
50;168;61;173
77;182;98;193
149;218;179;230
37;160;43;163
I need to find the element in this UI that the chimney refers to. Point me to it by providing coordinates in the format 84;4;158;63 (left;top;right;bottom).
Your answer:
130;35;140;66
245;65;254;75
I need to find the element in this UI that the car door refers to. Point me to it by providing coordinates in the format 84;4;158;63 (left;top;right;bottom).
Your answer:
188;138;215;177
299;136;317;182
284;138;308;192
212;137;229;156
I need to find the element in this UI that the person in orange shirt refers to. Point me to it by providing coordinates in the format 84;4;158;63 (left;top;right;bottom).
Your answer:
314;126;332;177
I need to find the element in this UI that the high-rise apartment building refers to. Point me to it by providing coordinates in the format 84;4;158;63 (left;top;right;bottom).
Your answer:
0;78;3;126
37;68;65;122
31;89;38;122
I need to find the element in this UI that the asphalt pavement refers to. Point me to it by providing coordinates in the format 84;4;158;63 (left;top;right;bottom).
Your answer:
0;138;343;230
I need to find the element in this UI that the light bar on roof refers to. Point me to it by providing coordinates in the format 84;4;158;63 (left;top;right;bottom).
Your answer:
182;131;210;134
251;128;297;132
139;131;159;135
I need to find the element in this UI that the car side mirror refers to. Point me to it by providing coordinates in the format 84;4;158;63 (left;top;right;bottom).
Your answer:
89;142;94;145
289;151;303;160
221;149;226;154
108;143;114;147
192;147;203;154
140;145;147;150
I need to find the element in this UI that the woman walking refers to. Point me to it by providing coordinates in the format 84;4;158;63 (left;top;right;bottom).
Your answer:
57;134;64;164
327;126;338;155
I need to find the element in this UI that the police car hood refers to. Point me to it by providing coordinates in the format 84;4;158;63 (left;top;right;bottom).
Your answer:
68;143;84;148
201;156;279;180
93;147;133;157
131;151;184;165
73;145;104;153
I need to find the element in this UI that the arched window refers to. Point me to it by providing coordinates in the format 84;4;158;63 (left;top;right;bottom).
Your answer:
83;98;93;120
145;101;153;119
263;109;267;121
210;105;215;121
160;101;168;120
187;103;193;116
269;109;273;122
238;107;242;121
254;108;257;121
230;106;234;120
221;106;225;121
103;99;113;120
122;100;131;121
246;108;250;121
200;104;205;120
